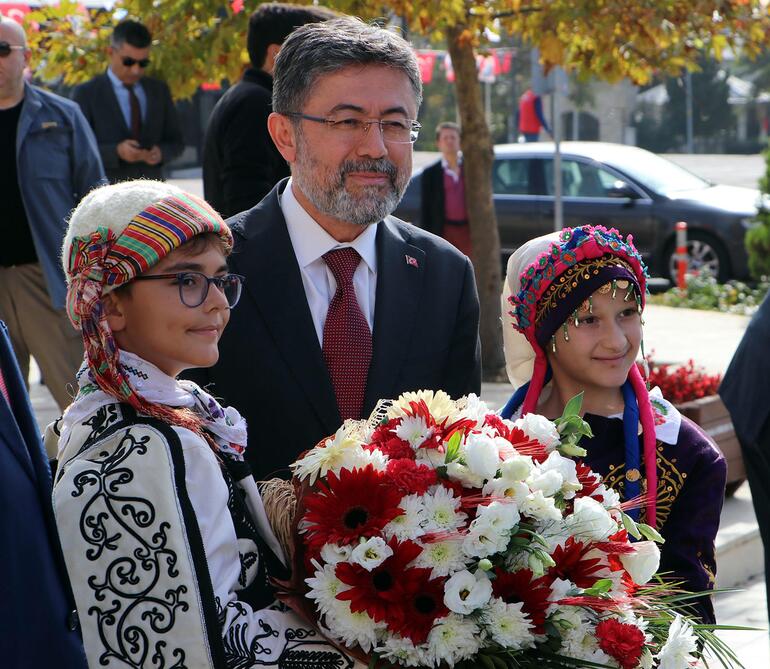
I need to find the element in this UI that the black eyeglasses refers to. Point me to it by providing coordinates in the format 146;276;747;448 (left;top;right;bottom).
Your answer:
0;41;26;58
122;56;150;68
283;112;421;144
133;272;244;308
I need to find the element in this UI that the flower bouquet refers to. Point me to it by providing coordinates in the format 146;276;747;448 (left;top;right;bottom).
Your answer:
271;391;736;669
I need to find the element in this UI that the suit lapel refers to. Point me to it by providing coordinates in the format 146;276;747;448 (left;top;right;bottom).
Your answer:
230;186;341;434
100;74;130;135
363;219;425;411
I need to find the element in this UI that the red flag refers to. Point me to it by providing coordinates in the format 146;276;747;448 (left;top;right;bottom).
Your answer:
416;52;436;85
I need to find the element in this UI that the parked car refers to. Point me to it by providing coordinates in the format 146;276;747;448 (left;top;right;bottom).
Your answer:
395;142;760;281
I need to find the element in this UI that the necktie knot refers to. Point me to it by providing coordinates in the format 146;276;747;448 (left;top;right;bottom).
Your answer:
323;247;361;289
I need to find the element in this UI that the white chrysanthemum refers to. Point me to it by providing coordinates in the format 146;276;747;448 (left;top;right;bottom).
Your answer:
481;597;535;650
655;615;698;669
325;605;386;653
376;635;427;667
464;432;501;480
396;415;434;448
445;461;484;488
355;447;388;472
537;451;582;499
388;390;458;422
443;569;493;614
514;413;561;451
319;543;353;565
383;494;425;541
421;486;467;533
350;537;393;571
305;561;350;618
291;425;363;484
413;537;470;577
520;490;562;523
424;614;481;667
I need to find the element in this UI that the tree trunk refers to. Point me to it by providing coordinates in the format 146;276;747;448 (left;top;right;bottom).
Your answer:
447;25;506;378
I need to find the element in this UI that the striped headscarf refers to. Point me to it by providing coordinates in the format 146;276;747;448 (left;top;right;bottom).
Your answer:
63;180;233;439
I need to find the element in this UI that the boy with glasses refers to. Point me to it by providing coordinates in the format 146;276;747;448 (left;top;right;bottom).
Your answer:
73;19;183;183
53;179;357;667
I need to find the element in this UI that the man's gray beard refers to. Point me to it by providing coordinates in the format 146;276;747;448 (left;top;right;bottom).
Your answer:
293;143;409;227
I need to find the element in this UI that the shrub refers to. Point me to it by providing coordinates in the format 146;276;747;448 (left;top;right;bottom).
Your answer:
647;273;769;315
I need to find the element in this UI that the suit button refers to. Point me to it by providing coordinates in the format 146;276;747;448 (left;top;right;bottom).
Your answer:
67;609;79;631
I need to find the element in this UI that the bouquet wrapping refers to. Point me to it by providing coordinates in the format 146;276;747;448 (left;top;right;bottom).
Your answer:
272;390;725;669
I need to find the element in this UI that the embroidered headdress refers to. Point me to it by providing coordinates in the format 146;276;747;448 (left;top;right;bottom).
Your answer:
501;225;657;525
62;180;232;440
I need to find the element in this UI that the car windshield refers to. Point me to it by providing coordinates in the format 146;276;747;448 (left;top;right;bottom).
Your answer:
609;150;711;196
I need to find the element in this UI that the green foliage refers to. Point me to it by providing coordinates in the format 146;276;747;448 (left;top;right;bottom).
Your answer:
648;274;770;315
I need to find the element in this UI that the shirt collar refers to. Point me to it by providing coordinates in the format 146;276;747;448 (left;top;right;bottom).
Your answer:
281;177;378;273
106;66;142;92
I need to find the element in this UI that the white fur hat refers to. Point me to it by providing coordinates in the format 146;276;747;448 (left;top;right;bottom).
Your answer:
62;180;185;281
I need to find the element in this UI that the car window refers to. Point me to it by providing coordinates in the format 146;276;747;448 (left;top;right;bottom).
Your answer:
544;159;626;198
493;158;536;195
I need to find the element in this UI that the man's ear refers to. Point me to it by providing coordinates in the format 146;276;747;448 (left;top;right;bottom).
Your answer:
102;291;127;333
267;111;297;164
264;43;281;75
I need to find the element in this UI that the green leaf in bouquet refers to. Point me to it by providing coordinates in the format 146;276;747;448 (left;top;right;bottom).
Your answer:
561;392;584;419
621;511;643;539
637;522;665;544
444;430;463;464
582;578;613;597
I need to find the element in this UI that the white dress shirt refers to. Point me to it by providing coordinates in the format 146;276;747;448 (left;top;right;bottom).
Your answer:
281;178;378;345
106;67;148;128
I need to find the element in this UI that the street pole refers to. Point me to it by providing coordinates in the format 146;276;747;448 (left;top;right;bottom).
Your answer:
685;69;694;153
552;79;563;232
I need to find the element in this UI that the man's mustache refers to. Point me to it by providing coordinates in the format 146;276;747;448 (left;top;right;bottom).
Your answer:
340;159;398;183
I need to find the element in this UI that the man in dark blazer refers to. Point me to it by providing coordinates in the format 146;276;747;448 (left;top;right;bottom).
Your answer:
187;18;481;480
720;291;770;622
73;19;183;183
420;121;471;256
203;3;334;218
0;320;87;668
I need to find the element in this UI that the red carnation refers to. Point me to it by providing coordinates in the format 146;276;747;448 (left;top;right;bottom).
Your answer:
595;618;645;669
549;537;605;588
368;422;415;460
386;458;438;495
303;465;403;550
492;568;553;635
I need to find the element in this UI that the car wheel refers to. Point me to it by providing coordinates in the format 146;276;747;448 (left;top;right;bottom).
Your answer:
664;231;731;284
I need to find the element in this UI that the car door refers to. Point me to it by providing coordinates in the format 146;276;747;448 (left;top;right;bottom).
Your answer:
536;157;656;257
492;156;543;256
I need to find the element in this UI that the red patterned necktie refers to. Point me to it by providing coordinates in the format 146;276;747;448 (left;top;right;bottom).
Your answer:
125;83;142;141
0;366;10;406
322;248;372;420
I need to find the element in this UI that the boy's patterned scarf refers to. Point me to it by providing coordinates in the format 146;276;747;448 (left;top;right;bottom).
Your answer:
65;192;233;446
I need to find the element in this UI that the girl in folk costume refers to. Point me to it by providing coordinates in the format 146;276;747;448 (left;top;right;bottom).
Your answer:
53;181;358;669
500;225;726;623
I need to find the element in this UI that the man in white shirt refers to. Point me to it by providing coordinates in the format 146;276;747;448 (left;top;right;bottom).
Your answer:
186;17;481;479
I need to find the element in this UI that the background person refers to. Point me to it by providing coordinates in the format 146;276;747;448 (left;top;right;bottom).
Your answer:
203;2;335;218
0;318;87;669
500;225;726;623
0;17;105;411
518;87;551;142
54;180;357;668
419;121;471;257
186;17;481;480
73;19;183;182
720;291;770;624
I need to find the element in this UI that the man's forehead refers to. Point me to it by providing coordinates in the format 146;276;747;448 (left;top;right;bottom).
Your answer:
308;64;417;114
0;20;27;46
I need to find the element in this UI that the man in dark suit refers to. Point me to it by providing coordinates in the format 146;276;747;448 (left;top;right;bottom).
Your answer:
203;3;334;218
187;18;481;480
420;121;471;257
73;19;183;182
720;292;770;622
0;320;86;668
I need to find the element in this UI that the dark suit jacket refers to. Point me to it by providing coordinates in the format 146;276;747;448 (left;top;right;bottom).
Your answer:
720;291;770;446
72;72;184;182
420;159;447;236
202;68;290;218
186;180;481;479
0;321;86;668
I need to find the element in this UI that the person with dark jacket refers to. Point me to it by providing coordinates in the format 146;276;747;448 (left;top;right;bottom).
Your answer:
202;3;335;218
0;319;87;669
73;19;184;182
720;291;770;623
